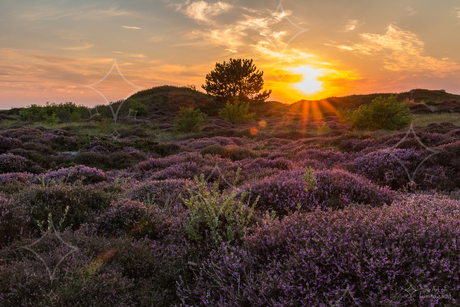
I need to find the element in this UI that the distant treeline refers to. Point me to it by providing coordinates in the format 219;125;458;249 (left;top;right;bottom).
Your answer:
18;102;88;123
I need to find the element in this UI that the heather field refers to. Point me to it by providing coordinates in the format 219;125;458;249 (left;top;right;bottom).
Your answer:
1;88;460;306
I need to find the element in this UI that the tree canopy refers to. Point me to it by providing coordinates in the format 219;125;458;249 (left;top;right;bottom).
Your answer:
202;58;271;102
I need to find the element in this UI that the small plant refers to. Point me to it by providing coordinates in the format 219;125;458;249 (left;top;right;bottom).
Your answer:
317;123;332;134
175;107;207;132
218;98;255;124
97;118;114;134
345;95;413;130
181;171;259;244
303;166;317;192
37;205;71;234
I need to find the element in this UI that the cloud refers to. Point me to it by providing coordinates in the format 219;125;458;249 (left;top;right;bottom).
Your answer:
62;43;94;50
14;5;132;21
112;51;146;58
182;1;231;23
454;6;460;18
405;6;417;16
335;24;460;76
341;19;364;32
122;26;141;30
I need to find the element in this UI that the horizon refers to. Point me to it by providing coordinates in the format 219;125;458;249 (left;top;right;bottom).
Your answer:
2;0;460;108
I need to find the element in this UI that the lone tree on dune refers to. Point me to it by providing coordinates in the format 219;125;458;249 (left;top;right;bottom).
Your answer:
202;58;271;102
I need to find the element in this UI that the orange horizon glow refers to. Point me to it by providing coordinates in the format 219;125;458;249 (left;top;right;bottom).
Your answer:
1;2;459;108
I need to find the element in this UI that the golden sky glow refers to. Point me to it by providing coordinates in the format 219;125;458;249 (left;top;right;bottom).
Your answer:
1;0;460;108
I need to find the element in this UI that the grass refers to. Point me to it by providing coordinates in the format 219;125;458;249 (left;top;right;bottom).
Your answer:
412;113;460;126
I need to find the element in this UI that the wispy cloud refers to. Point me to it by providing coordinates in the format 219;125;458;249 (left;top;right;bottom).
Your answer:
112;51;146;58
14;5;133;21
341;19;364;32
62;43;94;50
179;1;231;23
122;26;141;30
335;24;460;76
405;6;417;16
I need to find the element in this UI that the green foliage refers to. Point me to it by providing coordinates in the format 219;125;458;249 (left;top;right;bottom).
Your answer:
317;123;332;134
18;102;87;123
97;118;114;134
44;112;59;125
174;107;207;133
218;98;255;124
346;95;413;130
202;58;271;102
128;99;147;117
70;111;82;122
303;167;317;192
181;172;258;244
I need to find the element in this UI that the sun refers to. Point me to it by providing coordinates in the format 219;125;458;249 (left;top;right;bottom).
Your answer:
292;66;323;95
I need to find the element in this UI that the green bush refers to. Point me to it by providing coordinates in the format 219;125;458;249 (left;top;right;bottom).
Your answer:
128;99;147;117
18;102;87;123
218;98;255;124
44;112;59;125
175;107;207;132
181;173;258;244
345;95;412;130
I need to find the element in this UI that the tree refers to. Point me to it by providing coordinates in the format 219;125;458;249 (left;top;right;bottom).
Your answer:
202;58;271;102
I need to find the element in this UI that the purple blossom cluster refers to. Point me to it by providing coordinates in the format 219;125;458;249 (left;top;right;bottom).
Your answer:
186;136;236;150
248;168;393;215
179;194;460;306
34;164;108;184
0;172;33;185
0;135;22;154
0;153;30;173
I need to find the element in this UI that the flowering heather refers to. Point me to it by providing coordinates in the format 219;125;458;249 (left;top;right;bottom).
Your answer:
0;135;22;154
248;168;393;215
34;165;108;185
351;148;451;190
187;136;235;150
0;196;30;246
293;148;347;168
93;199;148;237
0;153;31;173
240;157;293;172
123;179;193;208
0;172;33;185
79;140;119;155
179;194;460;306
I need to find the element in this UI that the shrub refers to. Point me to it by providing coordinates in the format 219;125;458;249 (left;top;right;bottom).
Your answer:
248;168;393;215
181;173;258;244
123;179;192;209
0;153;32;173
351;148;451;190
218;98;255;124
108;151;147;169
0;136;22;154
200;144;227;156
345;95;413;130
14;184;114;233
93;199;147;237
175;107;207;132
44;112;59;125
0;196;30;246
128;99;147;117
74;152;111;170
179;194;460;306
35;165;108;185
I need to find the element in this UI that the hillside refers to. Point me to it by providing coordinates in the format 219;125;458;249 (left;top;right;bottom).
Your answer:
289;88;460;117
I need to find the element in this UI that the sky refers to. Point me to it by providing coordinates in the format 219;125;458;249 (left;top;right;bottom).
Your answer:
1;0;460;108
